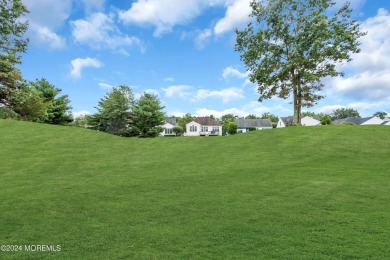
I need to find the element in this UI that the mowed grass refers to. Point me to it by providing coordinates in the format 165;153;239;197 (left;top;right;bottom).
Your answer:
0;119;389;259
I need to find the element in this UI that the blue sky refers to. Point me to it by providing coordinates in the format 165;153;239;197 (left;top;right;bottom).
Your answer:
20;0;390;118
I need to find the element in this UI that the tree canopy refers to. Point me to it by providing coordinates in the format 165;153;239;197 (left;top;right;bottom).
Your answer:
0;0;29;106
332;108;360;120
235;0;366;125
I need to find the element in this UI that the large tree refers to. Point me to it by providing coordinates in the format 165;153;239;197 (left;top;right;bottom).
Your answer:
30;78;73;125
92;85;134;135
235;0;366;124
0;0;29;106
132;93;165;138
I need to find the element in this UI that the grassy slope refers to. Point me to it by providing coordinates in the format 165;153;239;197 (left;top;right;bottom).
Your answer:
0;119;389;259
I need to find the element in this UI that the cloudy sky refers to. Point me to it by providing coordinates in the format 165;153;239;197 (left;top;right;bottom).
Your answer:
20;0;390;118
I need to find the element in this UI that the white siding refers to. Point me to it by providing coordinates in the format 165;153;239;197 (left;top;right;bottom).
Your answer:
277;118;286;128
301;116;320;126
361;116;384;125
186;121;201;136
160;123;175;136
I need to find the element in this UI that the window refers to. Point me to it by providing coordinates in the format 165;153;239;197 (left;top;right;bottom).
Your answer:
212;127;219;132
165;128;173;134
201;126;208;132
190;125;197;132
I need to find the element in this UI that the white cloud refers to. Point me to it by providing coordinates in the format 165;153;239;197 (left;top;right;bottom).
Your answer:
195;29;212;50
164;77;175;82
31;26;66;49
118;0;227;36
70;58;103;79
222;66;249;80
22;0;71;49
214;0;252;35
193;87;244;103
80;0;106;13
72;110;91;118
98;83;114;89
161;85;192;98
326;8;390;101
71;12;143;54
144;89;160;96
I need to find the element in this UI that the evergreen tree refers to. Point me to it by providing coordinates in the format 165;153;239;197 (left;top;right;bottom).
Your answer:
132;93;165;138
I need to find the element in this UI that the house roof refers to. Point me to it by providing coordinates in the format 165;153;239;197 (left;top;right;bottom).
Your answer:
280;116;294;125
332;117;371;125
235;118;272;128
165;117;177;126
193;117;221;126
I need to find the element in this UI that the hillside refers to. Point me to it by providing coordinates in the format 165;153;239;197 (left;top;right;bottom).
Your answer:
0;119;389;259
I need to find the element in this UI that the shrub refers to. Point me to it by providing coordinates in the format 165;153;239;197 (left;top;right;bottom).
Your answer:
0;107;19;119
227;122;238;135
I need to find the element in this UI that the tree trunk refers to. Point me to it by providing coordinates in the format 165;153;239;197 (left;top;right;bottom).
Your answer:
293;83;301;125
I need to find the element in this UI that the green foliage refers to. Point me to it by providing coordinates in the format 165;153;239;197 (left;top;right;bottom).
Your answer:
227;121;238;135
0;106;19;119
220;113;237;135
339;122;356;125
235;0;366;125
320;115;332;125
177;113;194;131
132;93;165;138
0;0;29;106
30;78;73;125
9;84;48;121
245;114;258;119
332;108;360;120
373;111;387;120
92;85;134;135
248;127;257;132
261;112;279;123
172;126;183;136
72;115;91;128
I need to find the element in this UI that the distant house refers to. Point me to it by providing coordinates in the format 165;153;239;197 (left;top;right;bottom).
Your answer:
301;116;321;126
160;118;177;136
186;117;222;136
333;116;384;125
235;118;272;133
277;116;294;128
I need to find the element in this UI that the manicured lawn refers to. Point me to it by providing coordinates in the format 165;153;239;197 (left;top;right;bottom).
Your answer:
0;119;389;259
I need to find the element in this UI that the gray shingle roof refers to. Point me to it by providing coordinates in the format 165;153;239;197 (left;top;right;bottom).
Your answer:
235;118;272;128
332;117;370;125
194;117;221;126
165;117;177;126
280;116;294;125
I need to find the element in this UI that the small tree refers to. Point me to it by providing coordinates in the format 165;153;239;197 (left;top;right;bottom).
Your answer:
172;126;183;136
132;93;165;138
219;114;236;136
320;115;332;125
332;108;360;120
235;0;366;125
30;78;73;125
261;112;279;123
227;122;238;135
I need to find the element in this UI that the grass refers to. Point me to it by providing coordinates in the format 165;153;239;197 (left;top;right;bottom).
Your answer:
0;119;389;259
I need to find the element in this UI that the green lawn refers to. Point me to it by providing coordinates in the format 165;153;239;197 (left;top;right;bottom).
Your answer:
0;119;389;259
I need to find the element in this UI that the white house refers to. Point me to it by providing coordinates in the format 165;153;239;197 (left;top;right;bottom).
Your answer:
235;118;273;133
382;121;390;126
186;117;222;136
160;118;177;136
277;116;294;128
333;116;384;125
301;116;321;126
